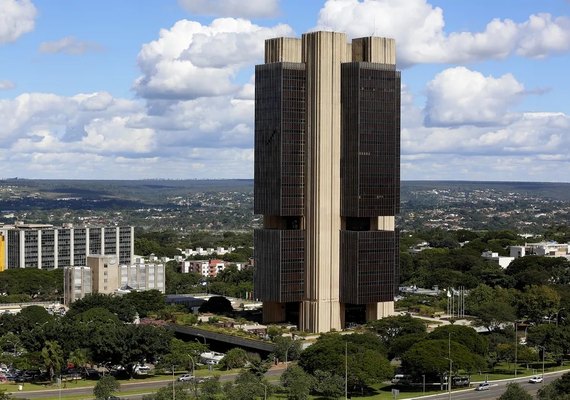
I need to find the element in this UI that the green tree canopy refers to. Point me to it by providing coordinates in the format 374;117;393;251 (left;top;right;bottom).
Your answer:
93;375;120;400
41;340;64;382
428;325;488;355
499;383;533;400
538;372;570;400
401;339;486;382
123;290;166;318
280;365;314;400
198;296;233;314
220;348;248;370
517;285;561;323
298;333;392;392
367;314;426;347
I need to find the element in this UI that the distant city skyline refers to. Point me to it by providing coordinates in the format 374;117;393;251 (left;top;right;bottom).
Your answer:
0;0;569;181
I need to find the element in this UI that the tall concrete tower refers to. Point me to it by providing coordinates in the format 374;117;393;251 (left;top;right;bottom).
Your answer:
254;31;400;333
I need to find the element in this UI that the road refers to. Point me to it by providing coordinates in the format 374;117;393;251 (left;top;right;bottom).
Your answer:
414;371;567;400
11;368;286;399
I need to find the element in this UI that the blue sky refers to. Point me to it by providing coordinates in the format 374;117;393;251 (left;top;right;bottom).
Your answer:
0;0;569;181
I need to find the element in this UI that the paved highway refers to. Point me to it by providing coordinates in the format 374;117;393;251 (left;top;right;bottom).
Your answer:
412;371;568;400
11;368;286;399
11;369;568;399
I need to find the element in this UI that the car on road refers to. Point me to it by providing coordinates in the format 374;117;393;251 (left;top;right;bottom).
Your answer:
475;382;491;391
178;374;195;382
529;376;544;383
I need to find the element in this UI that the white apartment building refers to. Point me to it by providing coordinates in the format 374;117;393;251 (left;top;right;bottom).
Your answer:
0;222;134;269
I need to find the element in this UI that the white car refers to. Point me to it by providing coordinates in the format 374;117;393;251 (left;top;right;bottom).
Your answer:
177;374;195;382
475;382;491;391
529;376;543;384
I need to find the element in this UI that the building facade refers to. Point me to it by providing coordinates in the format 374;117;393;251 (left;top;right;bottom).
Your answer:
0;223;134;269
64;255;165;305
254;32;400;333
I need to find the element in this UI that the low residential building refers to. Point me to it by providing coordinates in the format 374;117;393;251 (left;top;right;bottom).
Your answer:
180;259;226;278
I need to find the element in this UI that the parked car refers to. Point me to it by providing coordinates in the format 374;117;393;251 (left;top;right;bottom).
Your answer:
475;382;491;391
178;374;195;382
529;376;543;384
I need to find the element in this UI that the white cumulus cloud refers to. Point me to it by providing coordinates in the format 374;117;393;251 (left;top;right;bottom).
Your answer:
0;80;15;90
315;0;570;66
0;0;36;44
39;36;103;55
177;0;280;18
134;18;293;99
425;67;525;127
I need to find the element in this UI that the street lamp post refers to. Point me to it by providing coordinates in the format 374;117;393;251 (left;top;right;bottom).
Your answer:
514;322;518;378
195;333;206;345
556;308;566;326
284;339;296;367
538;345;546;379
259;382;267;400
345;342;348;400
446;333;452;400
172;365;175;400
188;354;195;375
422;374;425;393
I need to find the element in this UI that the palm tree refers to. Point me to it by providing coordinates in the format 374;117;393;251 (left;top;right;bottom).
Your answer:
68;348;90;381
41;341;64;382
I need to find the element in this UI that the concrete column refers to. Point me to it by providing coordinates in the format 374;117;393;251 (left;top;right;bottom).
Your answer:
300;31;347;333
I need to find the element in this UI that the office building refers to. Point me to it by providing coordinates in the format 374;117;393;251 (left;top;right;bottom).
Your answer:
254;31;400;333
64;255;165;305
0;223;134;270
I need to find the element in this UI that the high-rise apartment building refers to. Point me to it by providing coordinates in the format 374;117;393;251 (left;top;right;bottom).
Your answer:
254;31;400;333
0;223;134;270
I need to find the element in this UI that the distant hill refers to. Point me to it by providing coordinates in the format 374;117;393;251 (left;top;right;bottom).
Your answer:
0;179;568;232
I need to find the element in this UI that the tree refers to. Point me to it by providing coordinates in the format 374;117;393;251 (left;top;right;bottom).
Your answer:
273;337;302;363
198;296;233;314
388;333;427;360
220;348;248;370
223;370;271;400
123;290;166;318
499;383;533;400
428;325;488;355
198;376;222;400
298;333;392;393
93;375;120;400
159;338;206;374
538;372;570;400
68;348;90;377
266;325;282;341
517;285;561;323
120;324;172;376
67;293;137;322
143;383;193;400
401;340;486;384
312;370;344;399
41;341;64;382
367;315;426;347
280;365;314;400
472;300;517;332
